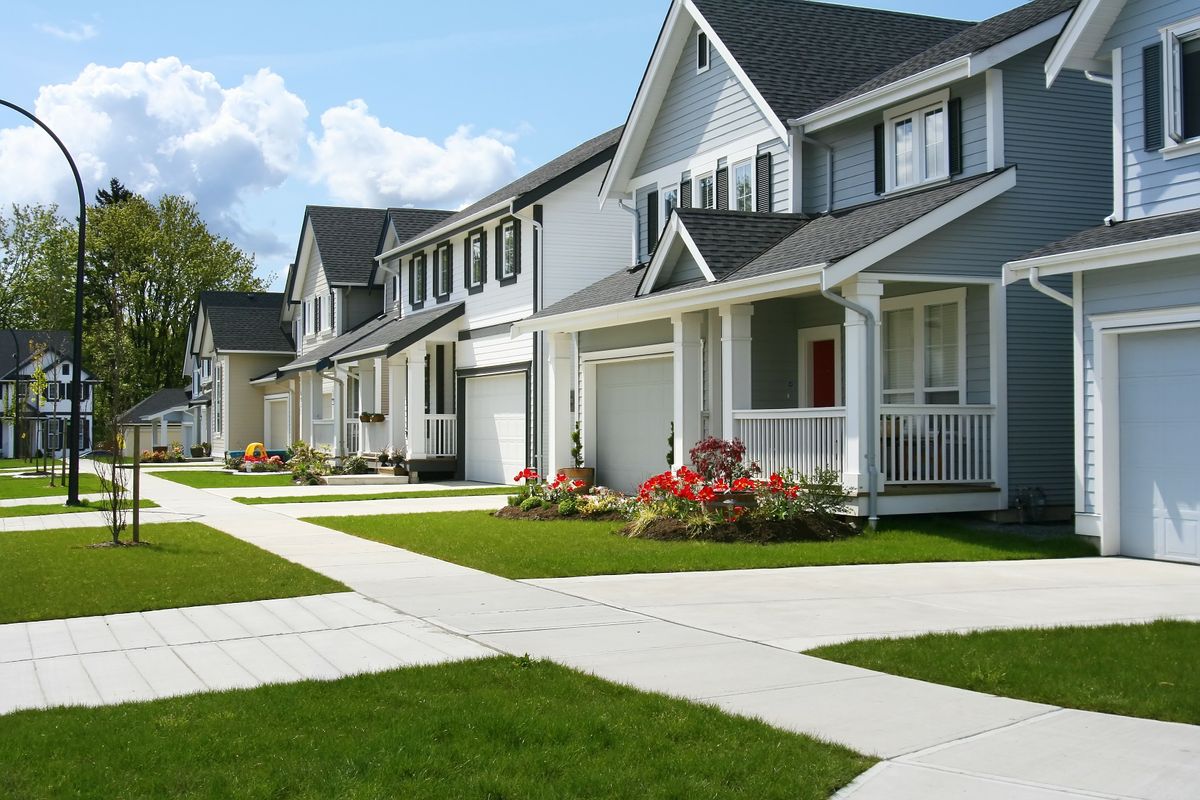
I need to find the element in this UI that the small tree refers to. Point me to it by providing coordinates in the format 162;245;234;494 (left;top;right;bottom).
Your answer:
26;340;49;477
570;421;584;469
91;263;134;544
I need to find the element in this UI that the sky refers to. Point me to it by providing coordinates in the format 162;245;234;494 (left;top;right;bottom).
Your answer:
0;0;1015;289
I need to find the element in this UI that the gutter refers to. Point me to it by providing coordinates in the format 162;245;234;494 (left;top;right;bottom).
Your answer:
790;122;833;214
1028;266;1074;308
1081;69;1119;226
819;270;879;529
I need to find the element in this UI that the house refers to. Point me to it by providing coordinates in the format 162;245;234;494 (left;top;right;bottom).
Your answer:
1004;0;1200;563
118;387;191;457
181;291;296;458
256;127;631;482
0;330;95;458
513;0;1114;522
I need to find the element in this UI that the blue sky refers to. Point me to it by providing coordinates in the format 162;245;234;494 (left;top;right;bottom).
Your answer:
0;0;1014;287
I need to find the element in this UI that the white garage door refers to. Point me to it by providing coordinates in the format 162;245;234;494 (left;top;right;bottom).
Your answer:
1118;328;1200;563
595;357;673;493
465;373;527;485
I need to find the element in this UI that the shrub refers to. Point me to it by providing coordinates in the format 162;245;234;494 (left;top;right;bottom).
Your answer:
287;440;330;485
579;487;631;517
689;437;759;483
225;455;245;471
342;455;371;475
558;496;580;516
507;468;588;511
519;496;542;513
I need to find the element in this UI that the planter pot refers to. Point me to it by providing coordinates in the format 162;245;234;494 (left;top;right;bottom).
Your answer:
190;445;205;458
703;491;758;514
358;413;372;423
370;413;385;423
561;467;595;493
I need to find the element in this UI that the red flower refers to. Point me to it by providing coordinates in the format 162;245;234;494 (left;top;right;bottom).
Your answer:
514;468;539;482
732;477;756;493
712;480;729;493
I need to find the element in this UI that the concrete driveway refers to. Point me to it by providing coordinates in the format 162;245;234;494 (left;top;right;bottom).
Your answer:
529;557;1200;650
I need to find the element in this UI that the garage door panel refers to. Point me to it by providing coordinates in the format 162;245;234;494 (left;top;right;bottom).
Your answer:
1118;328;1200;564
465;373;526;485
596;358;673;494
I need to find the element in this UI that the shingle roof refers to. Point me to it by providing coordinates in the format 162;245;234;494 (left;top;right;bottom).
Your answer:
201;292;294;354
0;330;73;380
692;0;972;122
120;387;189;424
402;126;624;247
1014;208;1200;261
673;209;808;279
817;0;1077;111
387;208;456;246
530;169;1010;320
306;206;390;285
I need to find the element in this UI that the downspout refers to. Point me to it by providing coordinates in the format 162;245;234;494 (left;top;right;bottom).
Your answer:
1083;71;1119;226
617;199;640;265
1028;266;1074;308
791;122;834;214
820;271;879;529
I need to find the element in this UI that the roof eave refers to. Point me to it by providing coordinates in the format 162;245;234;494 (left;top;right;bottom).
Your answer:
1044;0;1125;87
1004;228;1200;284
375;201;512;263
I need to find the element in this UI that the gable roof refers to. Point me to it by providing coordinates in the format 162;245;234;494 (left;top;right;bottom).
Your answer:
1045;0;1127;85
386;208;455;246
0;330;74;380
379;126;623;259
200;292;294;354
120;387;189;424
305;206;390;286
673;208;808;278
693;0;972;123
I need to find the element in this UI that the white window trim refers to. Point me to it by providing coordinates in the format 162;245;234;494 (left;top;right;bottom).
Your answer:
796;325;843;408
46;382;59;402
884;89;951;194
696;31;710;74
880;287;967;405
436;245;452;296
501;222;518;278
660;184;679;232
731;159;755;212
469;233;485;287
413;253;428;304
1161;15;1200;154
696;171;716;209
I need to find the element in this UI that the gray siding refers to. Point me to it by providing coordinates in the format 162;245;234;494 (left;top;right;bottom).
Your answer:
636;184;657;263
635;22;774;176
579;320;673;353
664;247;706;287
1103;0;1200;219
345;286;383;332
1080;257;1200;513
750;296;843;409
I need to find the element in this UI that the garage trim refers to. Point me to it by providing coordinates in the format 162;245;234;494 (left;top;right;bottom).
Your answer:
455;360;532;481
580;344;674;484
1091;304;1200;556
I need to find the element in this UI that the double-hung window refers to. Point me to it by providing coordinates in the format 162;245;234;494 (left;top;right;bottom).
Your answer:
1164;17;1200;146
733;160;754;211
412;254;427;304
697;173;716;209
501;221;518;278
881;289;965;406
469;232;485;288
435;243;452;297
885;93;949;192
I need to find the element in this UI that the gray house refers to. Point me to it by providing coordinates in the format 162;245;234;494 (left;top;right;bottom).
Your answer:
1006;0;1200;563
516;0;1113;521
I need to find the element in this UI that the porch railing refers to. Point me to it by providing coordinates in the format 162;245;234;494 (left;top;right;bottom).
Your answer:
344;420;361;456
734;408;845;478
424;414;457;457
880;405;995;484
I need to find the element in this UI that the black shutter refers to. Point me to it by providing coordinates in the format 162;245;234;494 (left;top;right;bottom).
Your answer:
646;190;660;254
407;260;413;305
755;153;772;212
1143;43;1164;151
329;291;336;331
873;123;886;194
715;168;729;210
948;97;963;175
444;245;453;295
680;180;692;208
463;239;471;288
494;227;502;281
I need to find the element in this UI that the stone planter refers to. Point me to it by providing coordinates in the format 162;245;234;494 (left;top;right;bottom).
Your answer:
190;445;206;458
701;491;758;514
561;467;595;493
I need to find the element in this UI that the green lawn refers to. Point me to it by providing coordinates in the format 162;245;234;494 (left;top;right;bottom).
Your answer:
0;657;871;800
0;457;61;470
807;620;1200;726
0;472;104;500
0;522;345;623
307;512;1097;579
155;470;295;489
236;486;513;505
0;498;158;518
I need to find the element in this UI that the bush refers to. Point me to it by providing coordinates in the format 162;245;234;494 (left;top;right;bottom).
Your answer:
689;436;759;483
519;496;542;513
342;455;371;475
287;440;330;485
225;455;244;471
558;496;580;516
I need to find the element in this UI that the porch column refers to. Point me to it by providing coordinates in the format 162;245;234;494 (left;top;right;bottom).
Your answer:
299;373;313;443
842;279;883;492
331;371;343;457
388;358;407;456
160;416;168;448
406;343;428;459
719;304;754;444
673;311;704;469
545;331;574;476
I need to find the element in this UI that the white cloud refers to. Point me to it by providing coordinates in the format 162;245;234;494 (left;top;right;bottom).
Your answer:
0;57;308;267
36;22;98;42
309;99;519;209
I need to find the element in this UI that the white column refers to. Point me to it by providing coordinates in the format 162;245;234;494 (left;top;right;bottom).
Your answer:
706;309;723;439
546;332;574;475
299;372;313;443
388;358;407;456
407;343;428;459
720;304;754;443
673;311;704;469
160;416;168;448
331;372;342;456
841;279;883;492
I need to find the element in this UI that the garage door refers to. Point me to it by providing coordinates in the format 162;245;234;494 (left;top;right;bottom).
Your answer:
595;357;673;493
464;373;527;485
1118;328;1200;563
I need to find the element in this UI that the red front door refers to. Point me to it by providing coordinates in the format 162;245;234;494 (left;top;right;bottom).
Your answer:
811;340;836;407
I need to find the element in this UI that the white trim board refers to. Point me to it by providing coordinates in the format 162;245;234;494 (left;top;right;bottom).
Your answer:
638;214;717;295
796;325;843;407
1045;0;1124;86
1004;229;1200;283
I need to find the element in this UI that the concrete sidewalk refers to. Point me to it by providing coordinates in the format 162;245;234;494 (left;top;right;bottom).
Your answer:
15;466;1198;799
205;480;506;500
0;508;199;532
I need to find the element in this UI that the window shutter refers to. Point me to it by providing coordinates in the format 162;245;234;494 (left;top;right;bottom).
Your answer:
715;168;729;210
873;123;886;194
329;291;336;331
480;232;488;284
680;181;692;208
646;191;659;254
949;97;963;175
407;260;415;305
494;227;502;281
755;153;772;212
463;240;471;288
1143;43;1164;151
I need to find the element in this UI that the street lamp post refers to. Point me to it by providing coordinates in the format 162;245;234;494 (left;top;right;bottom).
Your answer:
0;98;86;505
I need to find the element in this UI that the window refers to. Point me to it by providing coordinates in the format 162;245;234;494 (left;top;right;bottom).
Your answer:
435;243;452;297
412;254;427;304
662;185;679;227
469;232;485;288
886;96;949;191
46;419;62;452
696;31;710;73
697;173;715;209
61;363;70;377
214;362;223;435
501;222;517;278
392;273;401;307
733;160;753;212
46;382;59;401
881;290;964;405
1164;18;1200;144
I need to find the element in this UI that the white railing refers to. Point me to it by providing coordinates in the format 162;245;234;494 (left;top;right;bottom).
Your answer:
424;414;457;457
345;420;361;455
311;420;335;449
734;408;846;478
880;405;995;484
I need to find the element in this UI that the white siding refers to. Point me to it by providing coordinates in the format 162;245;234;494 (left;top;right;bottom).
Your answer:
541;163;632;305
